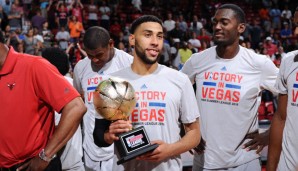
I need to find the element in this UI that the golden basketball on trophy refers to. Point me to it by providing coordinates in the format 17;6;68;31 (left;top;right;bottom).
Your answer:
93;77;136;121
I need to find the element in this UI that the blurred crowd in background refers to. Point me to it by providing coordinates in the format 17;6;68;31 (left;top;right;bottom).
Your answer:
1;0;298;120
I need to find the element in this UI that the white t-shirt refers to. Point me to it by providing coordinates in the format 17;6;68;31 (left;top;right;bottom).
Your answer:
275;50;298;171
181;45;279;169
55;76;84;171
163;20;175;32
110;64;200;171
55;31;70;50
73;48;133;162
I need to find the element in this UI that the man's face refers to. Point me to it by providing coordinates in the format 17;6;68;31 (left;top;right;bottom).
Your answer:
130;22;164;65
85;43;113;69
212;8;245;46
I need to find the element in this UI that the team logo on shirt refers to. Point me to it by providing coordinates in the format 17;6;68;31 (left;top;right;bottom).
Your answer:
291;72;298;106
130;89;166;126
201;68;243;106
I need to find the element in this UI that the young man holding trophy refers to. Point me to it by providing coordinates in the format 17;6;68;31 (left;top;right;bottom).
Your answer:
93;15;201;171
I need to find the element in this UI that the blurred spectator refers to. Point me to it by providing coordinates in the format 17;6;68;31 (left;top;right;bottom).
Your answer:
159;40;171;66
46;0;59;31
0;5;8;30
68;15;83;44
178;41;192;69
40;0;48;18
6;29;22;50
280;22;292;38
168;22;185;43
31;9;46;32
163;12;175;32
178;14;188;32
109;18;121;39
189;15;203;35
55;26;70;51
281;5;292;23
99;1;111;30
197;28;212;49
131;0;142;12
56;1;69;29
22;0;32;16
87;0;98;28
263;36;278;58
250;19;263;49
188;31;201;51
8;2;22;31
23;28;40;55
269;4;281;29
1;0;11;15
69;0;84;23
41;21;53;48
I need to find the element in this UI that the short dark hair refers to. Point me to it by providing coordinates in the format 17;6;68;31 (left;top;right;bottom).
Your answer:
42;47;70;76
83;26;110;50
130;15;163;34
0;31;5;43
218;4;246;23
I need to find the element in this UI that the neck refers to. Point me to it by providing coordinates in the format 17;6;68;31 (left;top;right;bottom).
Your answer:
131;57;158;76
216;43;240;59
0;44;9;70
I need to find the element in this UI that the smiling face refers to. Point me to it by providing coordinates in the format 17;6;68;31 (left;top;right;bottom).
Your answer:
212;8;245;46
129;22;164;65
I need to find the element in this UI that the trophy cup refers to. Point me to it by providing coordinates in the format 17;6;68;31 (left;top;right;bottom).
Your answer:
93;77;158;165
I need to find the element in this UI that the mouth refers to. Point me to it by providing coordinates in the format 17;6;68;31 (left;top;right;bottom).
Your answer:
146;49;159;57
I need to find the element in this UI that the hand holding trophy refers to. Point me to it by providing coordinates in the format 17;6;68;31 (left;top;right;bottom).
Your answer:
93;77;158;165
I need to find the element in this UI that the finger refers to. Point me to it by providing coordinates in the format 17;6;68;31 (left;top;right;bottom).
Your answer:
17;162;30;170
246;143;259;151
243;140;256;148
256;145;265;154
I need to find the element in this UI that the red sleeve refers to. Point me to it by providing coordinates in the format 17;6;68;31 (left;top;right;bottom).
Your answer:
32;57;80;112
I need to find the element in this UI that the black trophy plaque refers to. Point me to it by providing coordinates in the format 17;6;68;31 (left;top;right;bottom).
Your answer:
115;126;159;165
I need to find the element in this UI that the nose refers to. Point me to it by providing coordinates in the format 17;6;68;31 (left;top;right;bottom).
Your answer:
150;36;158;46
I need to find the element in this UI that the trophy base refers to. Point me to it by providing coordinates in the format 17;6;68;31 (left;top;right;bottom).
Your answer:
117;144;158;165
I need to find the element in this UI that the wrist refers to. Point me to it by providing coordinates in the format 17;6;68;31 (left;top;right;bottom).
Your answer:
39;149;56;162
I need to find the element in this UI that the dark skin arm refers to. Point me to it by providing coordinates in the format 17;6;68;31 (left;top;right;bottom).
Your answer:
267;94;287;171
17;97;86;171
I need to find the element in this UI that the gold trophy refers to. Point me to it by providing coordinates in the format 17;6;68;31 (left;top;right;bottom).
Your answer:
93;77;158;165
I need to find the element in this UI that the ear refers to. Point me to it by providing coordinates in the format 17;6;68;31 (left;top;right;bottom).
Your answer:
238;23;246;34
109;39;114;48
129;34;135;47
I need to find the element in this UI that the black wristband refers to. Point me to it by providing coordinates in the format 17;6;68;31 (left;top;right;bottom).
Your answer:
93;118;112;147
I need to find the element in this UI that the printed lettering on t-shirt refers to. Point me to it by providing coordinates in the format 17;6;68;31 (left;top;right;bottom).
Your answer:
201;68;243;106
130;87;167;126
86;76;103;103
291;72;298;107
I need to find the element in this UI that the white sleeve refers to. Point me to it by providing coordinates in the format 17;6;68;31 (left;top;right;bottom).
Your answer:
260;57;279;94
275;56;288;94
180;55;196;84
179;76;200;123
73;65;83;94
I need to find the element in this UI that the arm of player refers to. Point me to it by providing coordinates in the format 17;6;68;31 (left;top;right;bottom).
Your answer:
137;120;200;162
267;94;287;171
17;97;86;171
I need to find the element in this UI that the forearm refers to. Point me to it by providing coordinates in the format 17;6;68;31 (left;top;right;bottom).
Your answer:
267;113;285;171
170;120;200;157
43;97;86;158
93;118;112;147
